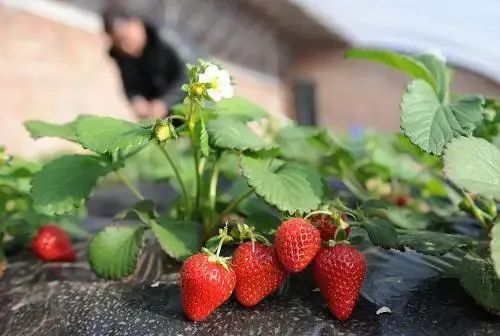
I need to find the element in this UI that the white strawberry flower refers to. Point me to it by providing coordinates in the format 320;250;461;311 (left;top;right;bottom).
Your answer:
198;64;234;102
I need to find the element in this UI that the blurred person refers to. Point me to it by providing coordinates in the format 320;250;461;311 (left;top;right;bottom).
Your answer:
102;7;189;119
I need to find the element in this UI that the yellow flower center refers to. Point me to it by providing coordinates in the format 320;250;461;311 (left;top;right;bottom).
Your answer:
189;83;206;97
211;79;219;91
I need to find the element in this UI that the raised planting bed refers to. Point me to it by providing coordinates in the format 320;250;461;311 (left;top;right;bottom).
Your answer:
1;52;499;334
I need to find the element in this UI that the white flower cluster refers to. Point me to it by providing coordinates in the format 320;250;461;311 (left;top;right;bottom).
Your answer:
197;64;234;102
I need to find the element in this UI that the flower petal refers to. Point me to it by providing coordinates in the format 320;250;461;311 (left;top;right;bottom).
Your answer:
205;64;219;78
198;74;210;83
207;88;222;102
218;70;231;83
219;84;234;99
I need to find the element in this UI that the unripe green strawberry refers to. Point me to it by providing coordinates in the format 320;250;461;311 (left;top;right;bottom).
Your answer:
181;253;236;321
313;244;366;321
155;123;172;142
233;241;286;307
275;218;321;273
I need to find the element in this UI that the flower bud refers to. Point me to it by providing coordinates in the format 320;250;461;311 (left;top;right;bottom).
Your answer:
155;123;172;142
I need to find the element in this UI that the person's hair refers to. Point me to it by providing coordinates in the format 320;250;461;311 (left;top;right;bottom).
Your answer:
102;5;133;35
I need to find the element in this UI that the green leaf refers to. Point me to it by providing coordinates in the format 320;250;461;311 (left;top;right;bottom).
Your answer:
371;146;422;181
31;155;110;215
240;155;323;214
76;116;153;154
88;225;145;280
275;126;331;163
55;218;88;239
246;211;281;235
24;118;81;142
401;80;483;154
458;254;500;311
194;117;210;157
207;118;271;152
444;137;500;200
212;96;268;121
362;219;398;249
397;231;469;256
151;218;201;260
346;49;437;91
386;208;428;230
348;235;365;245
115;200;158;225
412;54;450;100
491;224;500;278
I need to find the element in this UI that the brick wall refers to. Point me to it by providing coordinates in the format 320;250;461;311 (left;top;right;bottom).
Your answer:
289;48;500;132
0;5;130;157
0;5;286;158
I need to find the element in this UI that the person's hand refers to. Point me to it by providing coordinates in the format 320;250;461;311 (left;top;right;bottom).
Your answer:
150;99;168;119
131;96;150;119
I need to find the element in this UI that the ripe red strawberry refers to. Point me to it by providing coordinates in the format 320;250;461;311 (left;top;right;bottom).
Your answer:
395;194;410;207
310;214;351;241
275;218;321;273
31;225;76;262
181;253;236;321
232;241;286;307
313;244;366;320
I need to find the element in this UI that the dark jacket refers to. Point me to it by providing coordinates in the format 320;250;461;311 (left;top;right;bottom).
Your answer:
109;24;188;106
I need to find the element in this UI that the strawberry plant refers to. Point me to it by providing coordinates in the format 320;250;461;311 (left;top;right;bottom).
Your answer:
0;147;83;276
347;49;500;312
24;60;328;281
24;56;499;320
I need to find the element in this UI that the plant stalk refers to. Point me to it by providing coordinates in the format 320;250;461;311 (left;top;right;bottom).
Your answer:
208;156;221;211
116;171;144;201
158;144;191;216
218;189;254;222
462;191;492;232
207;155;221;232
188;102;202;217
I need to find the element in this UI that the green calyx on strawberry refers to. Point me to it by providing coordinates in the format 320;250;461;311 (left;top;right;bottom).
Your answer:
181;226;235;321
313;242;366;321
275;218;321;273
234;223;270;246
31;224;76;262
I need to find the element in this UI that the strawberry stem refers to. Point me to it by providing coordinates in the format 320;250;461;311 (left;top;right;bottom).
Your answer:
304;210;333;220
115;171;144;201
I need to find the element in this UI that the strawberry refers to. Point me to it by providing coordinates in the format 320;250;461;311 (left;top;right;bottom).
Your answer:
313;244;366;321
181;253;236;321
31;225;76;262
232;241;286;307
395;194;410;207
275;218;321;273
310;213;351;241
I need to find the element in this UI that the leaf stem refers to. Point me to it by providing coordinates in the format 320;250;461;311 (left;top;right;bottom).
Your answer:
209;155;221;214
168;115;186;122
188;102;202;217
116;171;144;200
218;189;254;221
157;144;191;215
462;191;492;232
304;210;333;220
